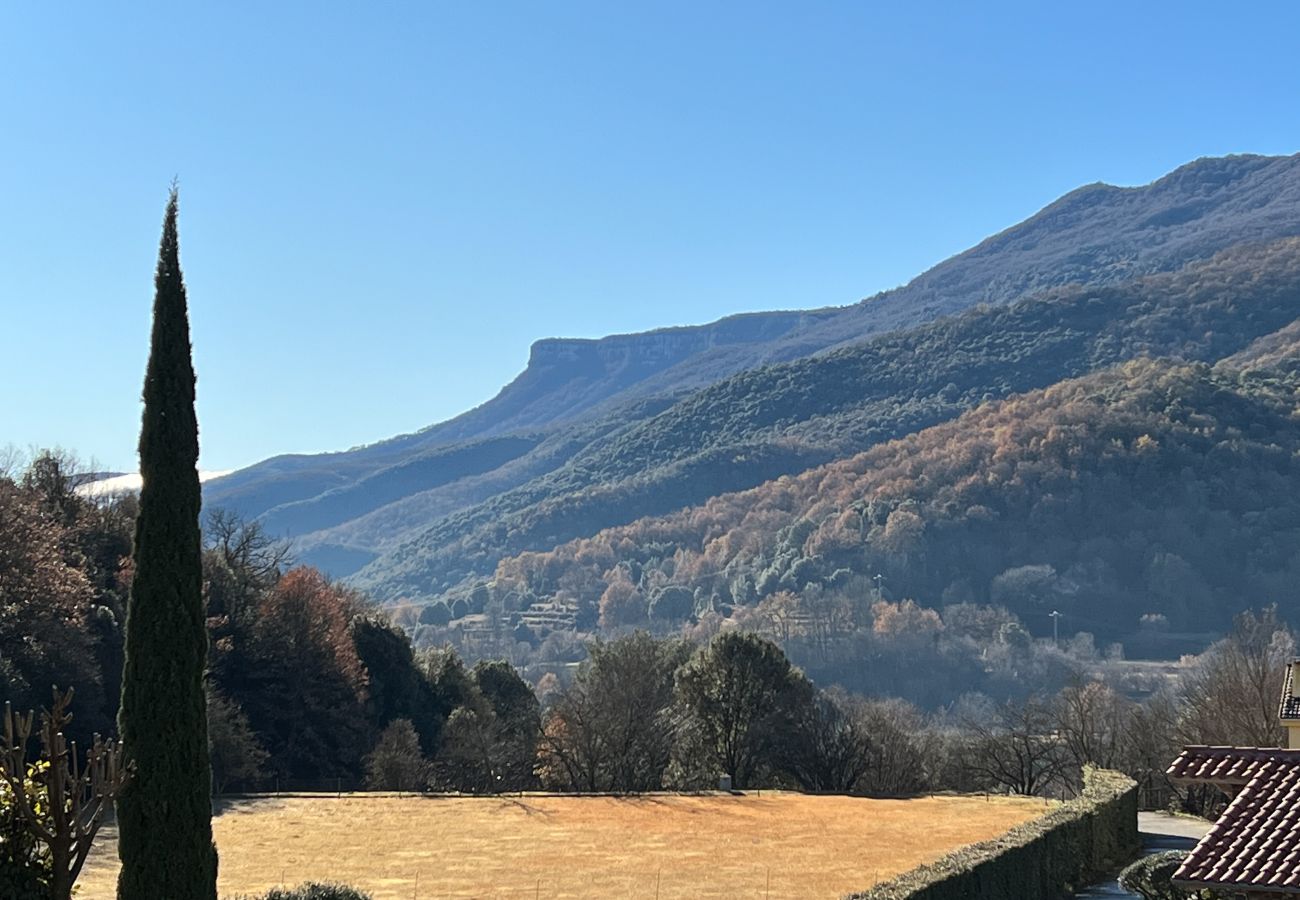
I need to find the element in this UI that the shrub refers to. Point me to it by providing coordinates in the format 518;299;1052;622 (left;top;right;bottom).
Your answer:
0;772;49;899
1119;851;1212;900
242;884;372;900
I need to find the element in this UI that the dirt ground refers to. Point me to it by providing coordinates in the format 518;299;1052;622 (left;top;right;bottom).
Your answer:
78;791;1051;899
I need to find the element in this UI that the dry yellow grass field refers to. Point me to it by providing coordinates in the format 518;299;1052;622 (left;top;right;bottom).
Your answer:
78;792;1051;899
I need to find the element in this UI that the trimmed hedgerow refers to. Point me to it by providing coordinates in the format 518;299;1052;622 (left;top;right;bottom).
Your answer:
846;767;1139;900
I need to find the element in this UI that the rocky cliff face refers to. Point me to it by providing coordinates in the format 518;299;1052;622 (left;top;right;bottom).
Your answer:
526;309;833;373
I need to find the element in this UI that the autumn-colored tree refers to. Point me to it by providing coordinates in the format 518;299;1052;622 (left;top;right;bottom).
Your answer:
598;576;645;629
0;482;101;726
241;567;370;779
872;598;944;643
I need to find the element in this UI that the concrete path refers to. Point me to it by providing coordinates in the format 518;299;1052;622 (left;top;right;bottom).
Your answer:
1074;812;1212;898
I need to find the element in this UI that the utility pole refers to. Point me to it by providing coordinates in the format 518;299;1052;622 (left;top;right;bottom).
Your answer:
1049;610;1062;645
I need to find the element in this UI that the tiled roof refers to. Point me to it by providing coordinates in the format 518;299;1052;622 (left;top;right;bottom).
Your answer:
1167;747;1300;893
1167;746;1298;786
1281;661;1300;721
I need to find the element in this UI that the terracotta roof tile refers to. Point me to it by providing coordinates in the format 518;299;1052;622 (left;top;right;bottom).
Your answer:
1171;748;1300;894
1166;746;1299;785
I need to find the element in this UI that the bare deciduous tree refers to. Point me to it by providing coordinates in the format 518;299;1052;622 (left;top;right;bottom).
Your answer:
963;695;1065;796
1177;607;1293;748
1054;676;1133;774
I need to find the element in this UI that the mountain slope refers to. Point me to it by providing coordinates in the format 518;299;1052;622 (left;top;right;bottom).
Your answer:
204;153;1300;599
489;350;1300;642
351;238;1300;601
205;310;834;519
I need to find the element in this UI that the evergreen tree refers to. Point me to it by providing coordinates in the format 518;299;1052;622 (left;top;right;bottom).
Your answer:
116;188;218;899
674;632;812;789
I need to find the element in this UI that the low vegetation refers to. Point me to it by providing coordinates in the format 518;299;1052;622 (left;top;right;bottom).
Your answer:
78;792;1051;899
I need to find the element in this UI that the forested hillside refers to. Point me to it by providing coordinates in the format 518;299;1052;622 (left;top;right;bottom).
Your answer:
485;353;1300;659
352;238;1300;601
206;153;1300;599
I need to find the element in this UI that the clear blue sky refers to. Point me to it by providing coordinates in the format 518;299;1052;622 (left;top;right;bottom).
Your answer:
4;2;1299;473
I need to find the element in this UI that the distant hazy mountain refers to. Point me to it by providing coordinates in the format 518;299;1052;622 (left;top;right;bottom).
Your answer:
204;153;1300;601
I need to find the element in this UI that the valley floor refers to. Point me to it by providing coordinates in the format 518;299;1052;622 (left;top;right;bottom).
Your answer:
78;791;1050;899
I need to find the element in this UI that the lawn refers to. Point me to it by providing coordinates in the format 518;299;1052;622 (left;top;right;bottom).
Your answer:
78;792;1051;899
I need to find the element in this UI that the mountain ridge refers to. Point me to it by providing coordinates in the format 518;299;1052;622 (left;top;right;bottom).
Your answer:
202;152;1300;603
349;237;1300;601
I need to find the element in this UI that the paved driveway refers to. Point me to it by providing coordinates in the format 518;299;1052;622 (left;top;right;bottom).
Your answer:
1074;812;1211;898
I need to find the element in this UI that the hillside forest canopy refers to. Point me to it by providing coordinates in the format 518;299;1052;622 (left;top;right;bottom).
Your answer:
1;445;1295;812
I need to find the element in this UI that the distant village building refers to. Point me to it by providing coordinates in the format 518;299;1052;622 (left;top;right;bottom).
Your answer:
1165;659;1300;897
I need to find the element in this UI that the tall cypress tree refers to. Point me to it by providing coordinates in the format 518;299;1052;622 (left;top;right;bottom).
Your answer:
116;188;218;900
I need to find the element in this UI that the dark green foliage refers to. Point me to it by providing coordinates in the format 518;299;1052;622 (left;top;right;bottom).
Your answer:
469;583;490;613
242;884;371;900
0;776;48;898
450;598;469;619
512;621;536;647
775;690;873;792
418;601;452;627
648;585;695;621
116;189;218;899
207;691;269;794
351;617;440;753
422;647;475;715
848;768;1139;900
433;660;540;792
362;719;427;791
673;632;813;789
472;660;540;741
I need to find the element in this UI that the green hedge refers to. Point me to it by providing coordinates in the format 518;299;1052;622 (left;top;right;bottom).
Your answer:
846;768;1139;900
